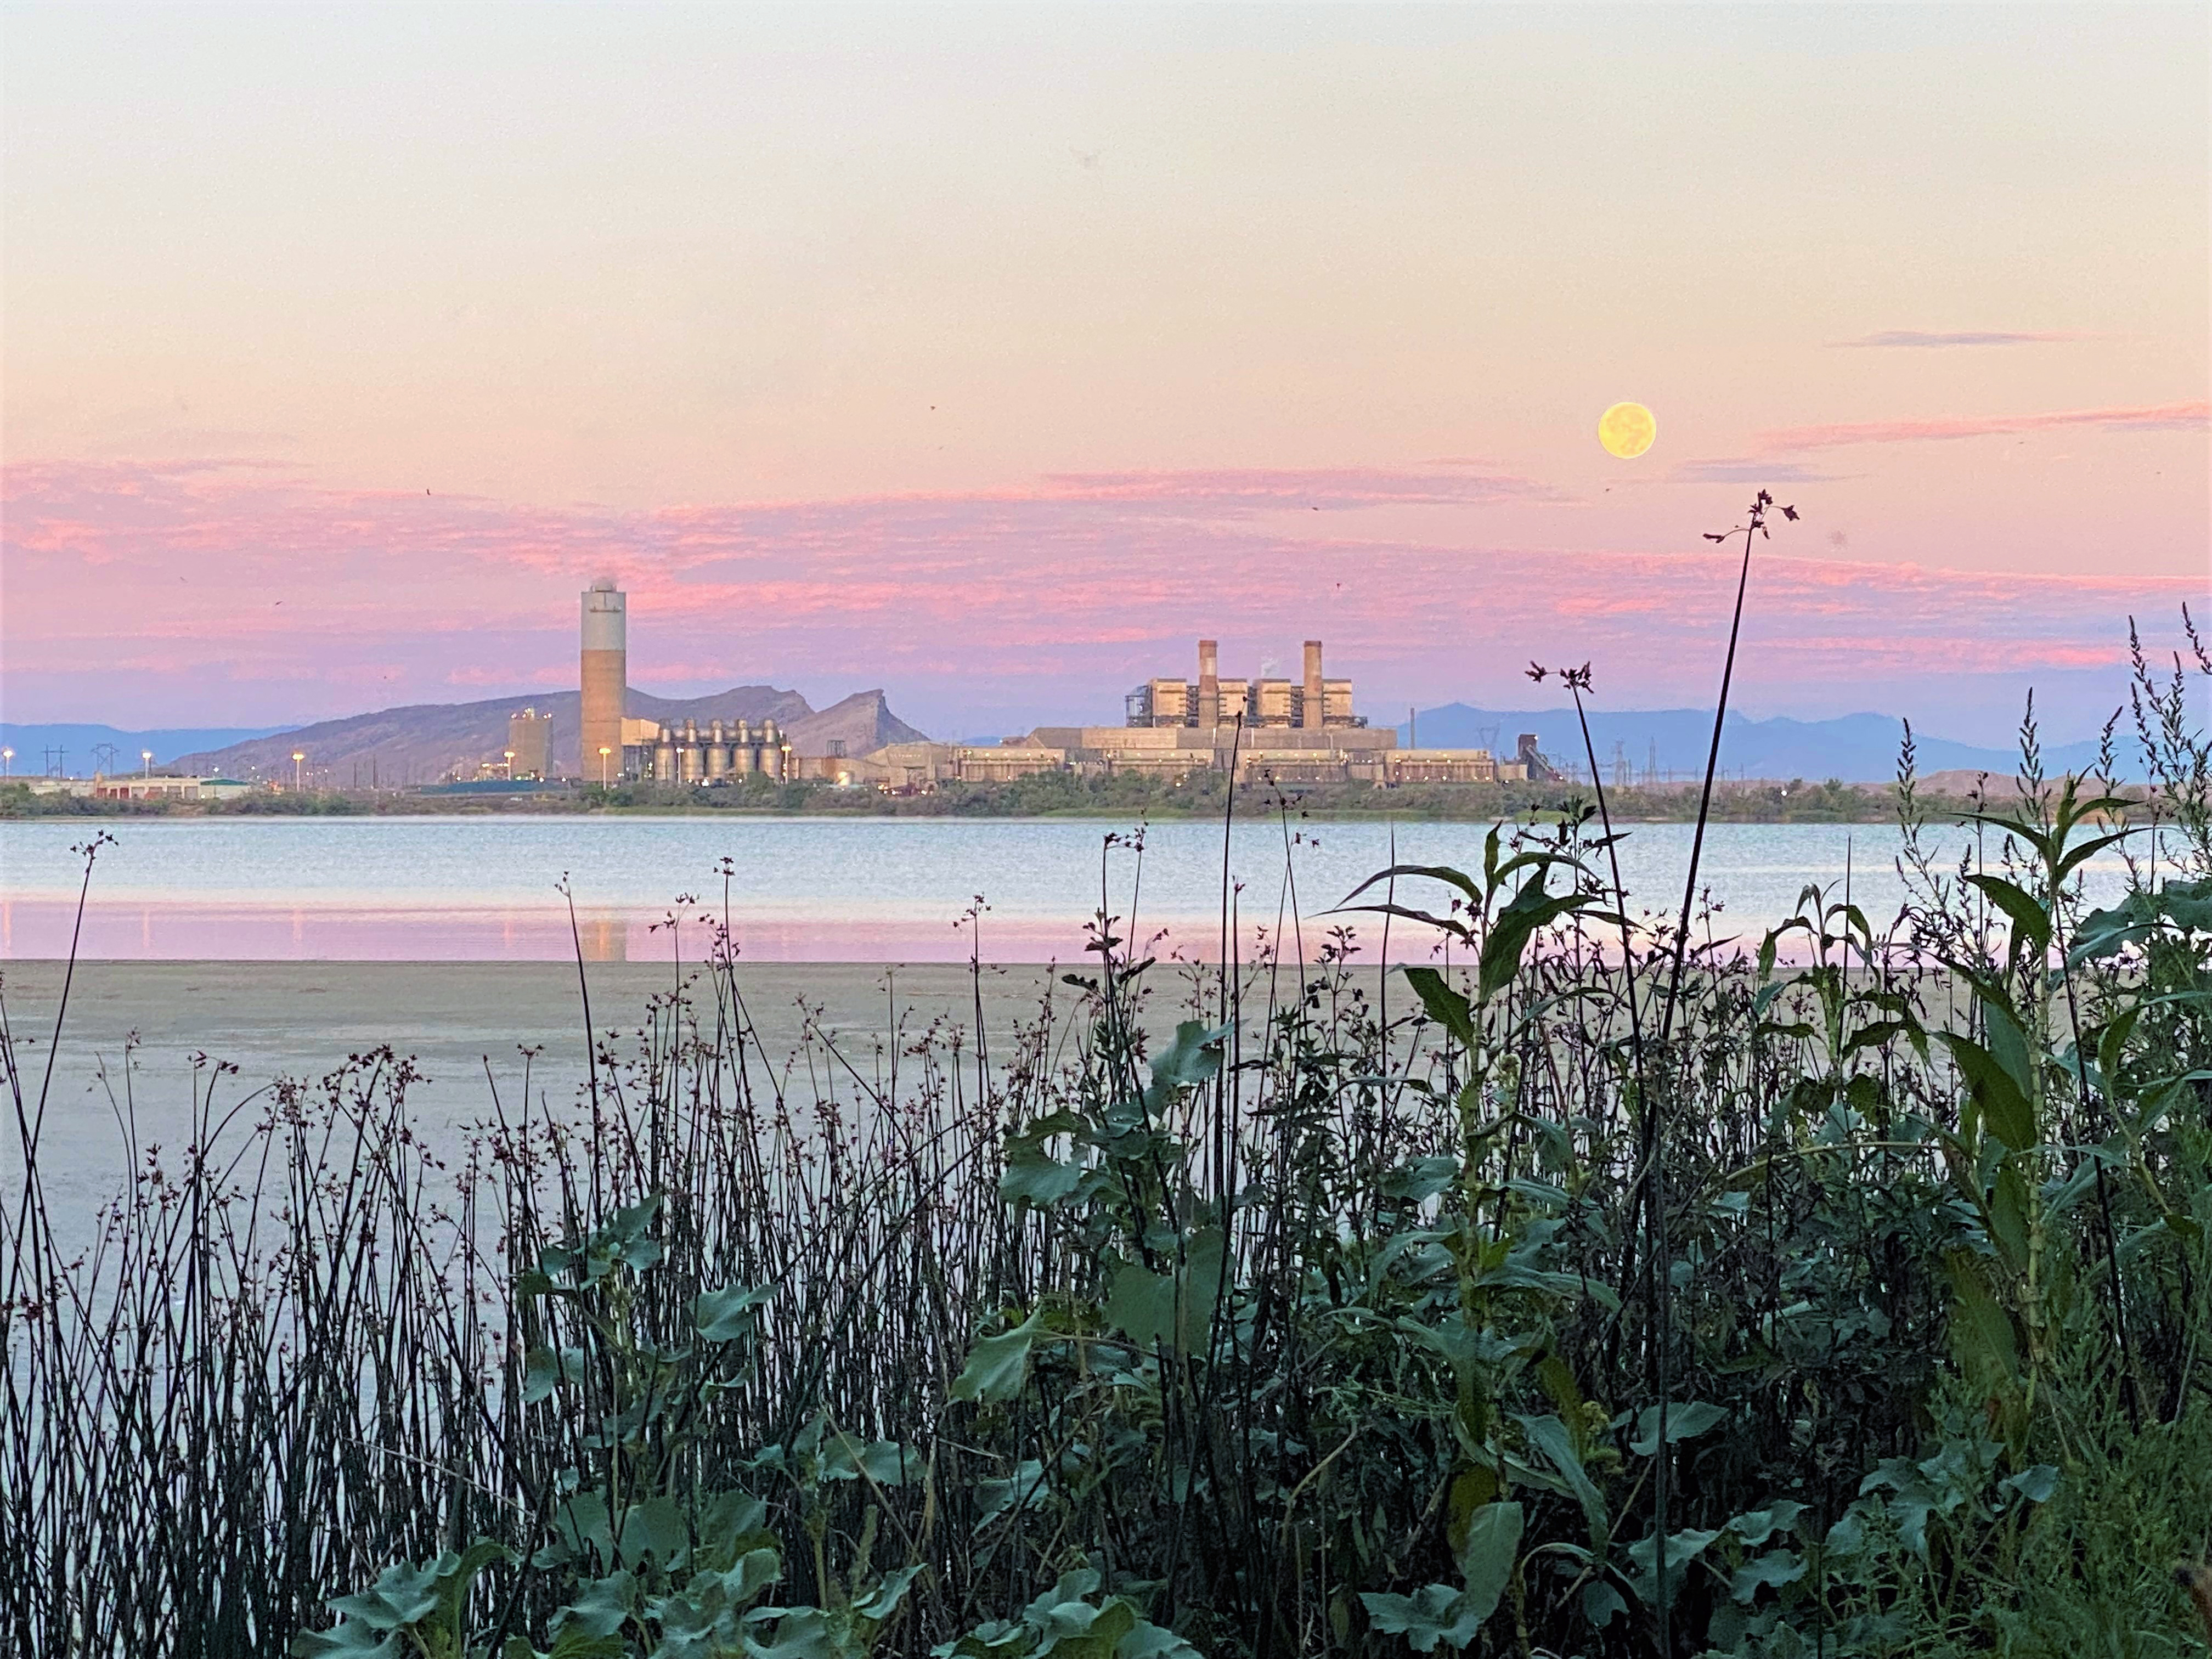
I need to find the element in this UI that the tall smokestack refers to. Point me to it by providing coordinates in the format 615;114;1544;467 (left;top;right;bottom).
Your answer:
1197;638;1221;729
580;580;627;782
1302;640;1324;729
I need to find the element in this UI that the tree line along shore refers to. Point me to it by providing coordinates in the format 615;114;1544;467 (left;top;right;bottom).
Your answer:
0;772;2023;825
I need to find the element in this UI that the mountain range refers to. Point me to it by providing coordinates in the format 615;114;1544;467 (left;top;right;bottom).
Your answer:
0;723;287;772
8;697;2117;790
166;687;927;785
1398;704;2107;786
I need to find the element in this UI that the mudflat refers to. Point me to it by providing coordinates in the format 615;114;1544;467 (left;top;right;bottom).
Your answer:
0;959;1086;1107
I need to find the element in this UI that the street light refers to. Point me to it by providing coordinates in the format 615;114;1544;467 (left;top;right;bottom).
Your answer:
292;751;305;793
2;748;12;778
504;748;516;780
142;749;153;780
599;746;612;787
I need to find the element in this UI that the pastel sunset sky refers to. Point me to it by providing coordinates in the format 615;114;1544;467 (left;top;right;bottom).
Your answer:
3;3;2205;741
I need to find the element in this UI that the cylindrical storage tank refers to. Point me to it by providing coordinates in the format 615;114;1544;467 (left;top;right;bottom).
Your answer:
654;725;677;783
580;583;627;780
760;742;783;780
733;741;757;775
706;721;729;778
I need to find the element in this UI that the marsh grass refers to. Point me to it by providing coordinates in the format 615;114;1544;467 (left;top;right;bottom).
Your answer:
3;617;2209;1658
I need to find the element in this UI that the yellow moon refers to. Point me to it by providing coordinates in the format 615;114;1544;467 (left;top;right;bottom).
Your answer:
1599;401;1657;459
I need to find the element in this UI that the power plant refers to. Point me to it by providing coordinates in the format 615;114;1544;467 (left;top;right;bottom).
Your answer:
1127;637;1361;730
574;580;795;783
563;591;1511;794
850;637;1520;789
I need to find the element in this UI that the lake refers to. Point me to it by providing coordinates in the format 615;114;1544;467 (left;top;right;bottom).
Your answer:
0;812;2146;963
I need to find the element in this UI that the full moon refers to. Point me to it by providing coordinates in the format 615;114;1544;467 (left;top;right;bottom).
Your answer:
1598;401;1657;459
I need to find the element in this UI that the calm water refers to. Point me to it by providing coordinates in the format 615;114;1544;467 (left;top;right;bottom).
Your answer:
0;814;2146;962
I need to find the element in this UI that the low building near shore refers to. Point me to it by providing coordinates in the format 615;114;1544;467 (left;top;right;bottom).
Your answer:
89;775;255;802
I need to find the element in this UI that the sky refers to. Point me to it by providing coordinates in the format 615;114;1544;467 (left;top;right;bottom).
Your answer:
3;3;2206;744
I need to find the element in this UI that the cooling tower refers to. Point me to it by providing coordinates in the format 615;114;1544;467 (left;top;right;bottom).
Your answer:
580;581;627;782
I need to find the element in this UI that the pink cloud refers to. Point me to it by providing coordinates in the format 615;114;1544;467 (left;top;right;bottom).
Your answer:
0;456;2196;736
1829;330;2096;348
1757;400;2209;452
1035;464;1553;511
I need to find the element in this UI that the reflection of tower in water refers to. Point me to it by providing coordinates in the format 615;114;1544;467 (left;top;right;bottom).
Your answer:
578;915;628;962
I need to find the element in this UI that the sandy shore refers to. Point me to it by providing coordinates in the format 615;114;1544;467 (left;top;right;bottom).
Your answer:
0;959;1092;1106
0;958;1389;1242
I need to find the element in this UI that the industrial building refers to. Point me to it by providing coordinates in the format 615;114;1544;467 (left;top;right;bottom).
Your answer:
640;717;793;783
506;708;552;780
845;638;1511;789
575;581;797;784
1126;639;1361;730
565;597;1515;794
88;775;254;802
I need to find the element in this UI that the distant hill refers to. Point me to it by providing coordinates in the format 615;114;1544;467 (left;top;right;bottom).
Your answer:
0;721;286;772
170;687;928;785
1397;704;2108;785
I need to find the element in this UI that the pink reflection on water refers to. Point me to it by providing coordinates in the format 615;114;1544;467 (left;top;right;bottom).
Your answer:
0;899;1119;963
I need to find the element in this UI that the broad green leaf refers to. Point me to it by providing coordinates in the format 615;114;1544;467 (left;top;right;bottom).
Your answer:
1402;967;1477;1049
1964;874;2050;969
1455;1500;1523;1626
1381;1155;1459;1203
1000;1139;1087;1209
524;1345;588;1404
613;1495;689;1568
1143;1021;1228;1116
1580;1581;1627;1628
1730;1549;1807;1602
1103;1228;1226;1352
743;1607;834;1659
1629;1401;1728;1455
553;1571;637;1640
1938;1032;2036;1153
1623;1527;1721;1609
1359;1584;1486;1652
1728;1500;1806;1547
1515;1415;1605;1538
973;1458;1049;1530
950;1312;1046;1404
1478;875;1589;1004
693;1284;775;1343
1117;1620;1202;1658
854;1563;925;1621
1339;861;1485;917
823;1434;923;1486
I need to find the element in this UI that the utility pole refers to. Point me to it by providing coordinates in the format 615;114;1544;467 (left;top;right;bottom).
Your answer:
292;751;305;793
